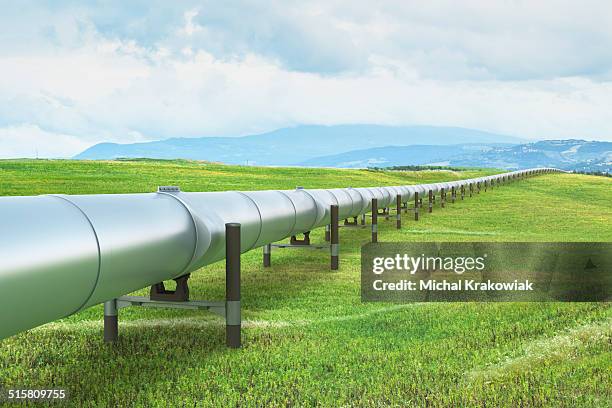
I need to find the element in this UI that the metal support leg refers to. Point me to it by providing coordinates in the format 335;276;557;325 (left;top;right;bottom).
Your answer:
414;192;419;221
428;190;433;213
451;186;456;203
330;205;339;270
361;213;366;226
371;198;378;243
104;299;118;343
470;183;473;197
225;223;241;348
477;182;481;194
441;188;445;208
461;185;465;200
396;194;401;229
263;243;271;267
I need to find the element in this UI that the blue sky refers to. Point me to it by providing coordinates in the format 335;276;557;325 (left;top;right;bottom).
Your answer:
1;1;611;157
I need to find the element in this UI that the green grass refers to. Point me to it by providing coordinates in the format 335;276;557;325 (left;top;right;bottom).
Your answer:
0;159;497;195
0;159;610;407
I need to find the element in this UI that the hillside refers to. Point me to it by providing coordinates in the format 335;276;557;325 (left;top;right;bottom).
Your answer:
302;139;611;171
451;140;611;171
0;159;497;196
74;125;524;165
300;143;503;168
0;160;610;406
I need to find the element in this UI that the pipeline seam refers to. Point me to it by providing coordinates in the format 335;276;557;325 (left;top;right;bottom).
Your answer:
368;187;387;208
324;189;339;206
313;189;338;226
276;190;299;235
346;189;361;217
345;189;363;217
355;189;369;214
299;189;326;230
235;191;263;251
333;189;352;217
46;194;103;316
328;189;353;219
349;188;368;214
156;192;201;278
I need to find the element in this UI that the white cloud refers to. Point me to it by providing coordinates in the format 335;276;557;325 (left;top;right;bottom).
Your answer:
0;124;91;159
180;9;203;37
0;1;611;158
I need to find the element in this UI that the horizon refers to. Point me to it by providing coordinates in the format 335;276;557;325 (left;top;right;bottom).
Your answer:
1;123;610;161
1;2;612;158
63;123;612;160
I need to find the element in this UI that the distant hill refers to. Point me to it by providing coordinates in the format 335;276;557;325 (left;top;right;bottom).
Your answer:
300;144;507;168
450;140;611;171
74;125;524;165
301;139;611;171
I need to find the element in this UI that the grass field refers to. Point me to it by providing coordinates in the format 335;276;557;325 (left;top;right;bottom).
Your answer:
0;159;610;407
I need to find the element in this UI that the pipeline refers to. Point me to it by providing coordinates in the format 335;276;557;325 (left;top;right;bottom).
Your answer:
0;168;561;340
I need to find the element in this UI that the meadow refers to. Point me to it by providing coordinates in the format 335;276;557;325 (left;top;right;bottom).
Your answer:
0;159;610;407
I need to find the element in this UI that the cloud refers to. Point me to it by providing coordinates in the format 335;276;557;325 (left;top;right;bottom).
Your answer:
86;0;612;80
0;124;90;159
0;1;611;158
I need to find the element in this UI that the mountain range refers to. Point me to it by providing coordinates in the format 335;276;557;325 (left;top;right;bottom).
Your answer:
74;125;524;165
74;125;610;171
302;140;611;171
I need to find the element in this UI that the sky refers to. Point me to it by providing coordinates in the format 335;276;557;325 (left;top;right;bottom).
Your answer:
1;1;611;158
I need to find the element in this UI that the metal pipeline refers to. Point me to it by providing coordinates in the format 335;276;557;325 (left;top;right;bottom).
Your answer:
0;168;561;339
